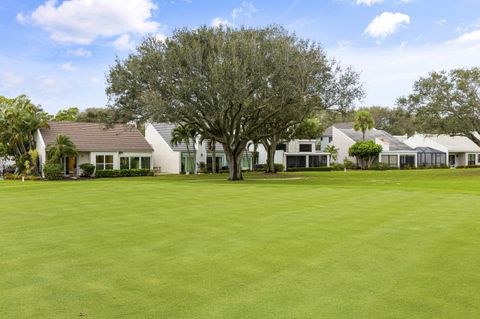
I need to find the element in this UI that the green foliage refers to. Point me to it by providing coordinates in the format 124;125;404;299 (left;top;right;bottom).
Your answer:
76;107;115;123
324;145;339;162
398;68;480;144
3;173;42;180
348;141;382;169
53;107;79;121
0;95;50;172
262;163;285;172
43;163;63;180
79;163;95;177
369;162;392;170
353;110;375;140
46;134;77;164
94;169;154;178
292;118;324;140
286;166;332;172
343;157;356;169
330;163;345;171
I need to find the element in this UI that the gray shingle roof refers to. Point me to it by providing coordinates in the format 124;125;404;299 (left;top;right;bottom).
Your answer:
339;128;414;151
151;123;224;152
323;122;354;137
40;121;153;152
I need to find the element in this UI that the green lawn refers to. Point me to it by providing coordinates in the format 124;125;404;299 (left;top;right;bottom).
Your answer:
1;169;479;318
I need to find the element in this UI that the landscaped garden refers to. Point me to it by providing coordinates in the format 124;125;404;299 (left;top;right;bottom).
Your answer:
1;169;479;318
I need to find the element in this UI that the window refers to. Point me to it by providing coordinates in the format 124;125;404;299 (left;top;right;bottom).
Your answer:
286;156;306;168
468;154;476;166
381;155;398;168
96;155;114;170
120;157;129;169
299;144;312;152
131;157;140;169
119;156;151;169
276;143;287;151
141;157;151;169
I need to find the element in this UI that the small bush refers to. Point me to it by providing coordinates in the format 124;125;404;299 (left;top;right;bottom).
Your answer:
95;169;154;178
287;166;332;172
457;165;480;169
343;158;356;169
80;163;95;177
330;163;345;171
43;163;64;180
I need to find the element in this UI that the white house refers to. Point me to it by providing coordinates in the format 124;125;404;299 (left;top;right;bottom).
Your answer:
255;139;330;170
145;123;251;174
36;121;153;177
403;134;480;167
328;125;418;168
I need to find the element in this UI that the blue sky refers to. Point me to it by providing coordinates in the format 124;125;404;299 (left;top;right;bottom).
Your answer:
1;0;480;113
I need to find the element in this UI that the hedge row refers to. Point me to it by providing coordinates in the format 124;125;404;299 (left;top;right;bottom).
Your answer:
287;167;332;172
95;169;154;178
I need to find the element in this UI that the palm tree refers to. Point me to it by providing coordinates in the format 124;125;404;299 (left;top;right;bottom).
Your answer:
46;134;77;164
171;125;197;173
325;145;339;163
353;110;375;140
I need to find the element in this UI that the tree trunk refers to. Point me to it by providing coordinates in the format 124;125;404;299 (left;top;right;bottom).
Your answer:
211;142;217;173
265;142;277;173
227;152;243;181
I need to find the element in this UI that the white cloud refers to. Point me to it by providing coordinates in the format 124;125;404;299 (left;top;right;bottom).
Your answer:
452;30;480;44
61;62;77;72
231;1;257;19
211;17;234;28
355;0;383;6
112;34;135;51
15;12;26;24
21;0;160;44
0;72;24;89
364;12;410;39
67;48;92;58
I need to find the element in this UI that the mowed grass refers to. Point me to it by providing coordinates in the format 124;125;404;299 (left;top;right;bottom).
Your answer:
1;169;479;318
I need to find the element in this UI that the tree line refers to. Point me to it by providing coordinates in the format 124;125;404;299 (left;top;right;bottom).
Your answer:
2;25;479;179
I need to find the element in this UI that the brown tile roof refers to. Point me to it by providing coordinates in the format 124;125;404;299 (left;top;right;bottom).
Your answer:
39;121;153;152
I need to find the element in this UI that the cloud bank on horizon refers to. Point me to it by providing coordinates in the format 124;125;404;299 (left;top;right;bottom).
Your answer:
1;0;479;112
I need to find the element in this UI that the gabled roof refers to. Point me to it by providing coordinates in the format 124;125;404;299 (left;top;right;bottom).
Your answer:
338;128;414;151
323;122;354;137
39;121;152;152
151;123;224;152
423;134;480;153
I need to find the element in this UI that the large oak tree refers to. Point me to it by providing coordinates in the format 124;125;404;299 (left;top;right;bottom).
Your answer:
106;26;359;179
398;68;480;144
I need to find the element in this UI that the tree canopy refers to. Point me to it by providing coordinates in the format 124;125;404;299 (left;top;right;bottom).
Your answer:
348;140;382;169
397;67;480;144
353;110;375;140
0;95;49;171
107;26;363;179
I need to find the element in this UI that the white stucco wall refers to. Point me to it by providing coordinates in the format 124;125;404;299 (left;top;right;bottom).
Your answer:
35;129;47;175
331;127;355;164
145;123;181;174
256;144;284;165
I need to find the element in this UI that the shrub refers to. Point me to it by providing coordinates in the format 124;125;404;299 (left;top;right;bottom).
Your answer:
369;162;391;170
263;163;285;172
94;169;154;178
80;163;95;177
287;166;332;172
43;163;64;180
252;164;266;172
330;163;345;171
343;158;356;169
